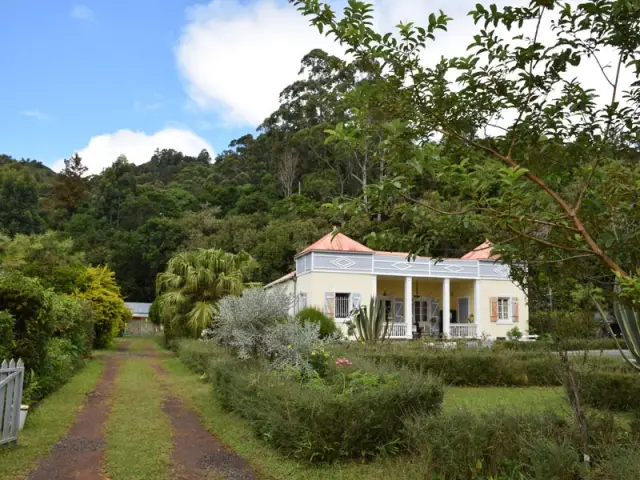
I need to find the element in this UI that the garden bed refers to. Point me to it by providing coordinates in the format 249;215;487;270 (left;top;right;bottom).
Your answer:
176;340;443;462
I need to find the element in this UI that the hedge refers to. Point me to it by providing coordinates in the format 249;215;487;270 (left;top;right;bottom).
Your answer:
493;338;620;352
175;339;444;462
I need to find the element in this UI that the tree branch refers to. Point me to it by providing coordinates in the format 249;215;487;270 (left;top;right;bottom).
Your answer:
400;193;480;216
506;224;595;255
507;7;545;159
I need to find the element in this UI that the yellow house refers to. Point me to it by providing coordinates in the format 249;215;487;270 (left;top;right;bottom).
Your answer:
265;231;528;340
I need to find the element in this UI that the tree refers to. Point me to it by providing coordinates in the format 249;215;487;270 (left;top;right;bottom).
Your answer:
156;249;258;338
277;149;300;197
0;165;45;236
293;0;640;297
0;231;88;294
75;266;130;348
52;153;89;216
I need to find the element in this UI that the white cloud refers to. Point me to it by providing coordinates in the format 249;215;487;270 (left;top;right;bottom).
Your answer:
176;0;628;129
55;128;214;175
176;0;344;126
22;109;49;121
71;5;96;22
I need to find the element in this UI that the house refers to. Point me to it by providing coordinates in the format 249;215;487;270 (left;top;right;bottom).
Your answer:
123;302;159;335
264;231;528;339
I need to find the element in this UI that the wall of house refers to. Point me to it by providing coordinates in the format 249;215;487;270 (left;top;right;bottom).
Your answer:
477;279;528;339
297;271;374;335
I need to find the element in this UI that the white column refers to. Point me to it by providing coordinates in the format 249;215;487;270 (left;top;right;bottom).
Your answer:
442;278;450;338
474;279;481;338
404;276;413;339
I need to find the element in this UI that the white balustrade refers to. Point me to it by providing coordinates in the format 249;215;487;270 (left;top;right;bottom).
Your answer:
449;324;479;338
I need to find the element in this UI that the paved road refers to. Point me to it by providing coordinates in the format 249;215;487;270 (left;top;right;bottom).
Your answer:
566;349;631;358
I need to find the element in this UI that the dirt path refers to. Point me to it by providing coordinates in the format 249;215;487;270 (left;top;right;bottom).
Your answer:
152;363;255;480
28;357;119;480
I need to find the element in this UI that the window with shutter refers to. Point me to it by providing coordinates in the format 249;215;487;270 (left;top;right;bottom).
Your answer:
512;297;519;322
335;293;350;318
324;292;335;318
351;293;361;311
299;293;308;310
490;297;498;322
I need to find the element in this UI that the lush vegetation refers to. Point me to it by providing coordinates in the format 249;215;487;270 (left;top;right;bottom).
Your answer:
0;232;130;403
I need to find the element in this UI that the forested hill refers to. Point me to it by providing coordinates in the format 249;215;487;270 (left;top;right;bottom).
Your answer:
0;49;484;301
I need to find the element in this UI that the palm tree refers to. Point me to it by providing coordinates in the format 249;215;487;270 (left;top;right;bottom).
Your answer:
156;249;257;338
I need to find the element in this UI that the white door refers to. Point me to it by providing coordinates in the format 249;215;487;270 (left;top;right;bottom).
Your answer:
458;297;470;323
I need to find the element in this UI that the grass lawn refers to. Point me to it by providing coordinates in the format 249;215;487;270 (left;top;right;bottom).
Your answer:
104;357;173;480
0;359;104;480
445;386;569;414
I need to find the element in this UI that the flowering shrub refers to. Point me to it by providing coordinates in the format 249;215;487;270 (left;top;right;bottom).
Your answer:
335;357;352;366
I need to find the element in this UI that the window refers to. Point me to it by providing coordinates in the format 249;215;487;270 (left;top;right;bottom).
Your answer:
335;293;350;318
497;297;510;322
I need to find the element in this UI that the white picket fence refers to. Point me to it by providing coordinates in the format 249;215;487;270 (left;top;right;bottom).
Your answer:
0;359;25;444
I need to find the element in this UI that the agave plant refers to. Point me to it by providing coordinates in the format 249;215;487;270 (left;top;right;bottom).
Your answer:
593;298;640;372
351;297;391;343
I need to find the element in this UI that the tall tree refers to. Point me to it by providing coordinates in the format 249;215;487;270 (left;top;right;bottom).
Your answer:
52;153;89;216
0;165;45;236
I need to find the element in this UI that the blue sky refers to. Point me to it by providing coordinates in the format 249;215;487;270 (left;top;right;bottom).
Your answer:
4;1;606;175
0;1;257;172
0;0;447;174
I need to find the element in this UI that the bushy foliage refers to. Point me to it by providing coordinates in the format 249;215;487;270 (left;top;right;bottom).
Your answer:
173;339;222;374
0;271;53;372
75;266;130;348
403;410;640;480
296;307;337;338
530;310;602;339
263;319;321;376
23;338;83;404
493;338;619;352
0;310;15;360
156;248;257;339
347;346;561;386
210;288;291;359
49;294;94;358
579;371;640;412
210;355;443;462
0;231;88;293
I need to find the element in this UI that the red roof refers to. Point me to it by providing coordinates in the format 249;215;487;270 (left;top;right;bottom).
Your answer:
264;271;296;288
461;240;500;260
298;231;373;255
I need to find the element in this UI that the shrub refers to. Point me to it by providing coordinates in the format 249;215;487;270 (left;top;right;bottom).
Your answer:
403;410;640;480
0;310;15;360
530;310;602;338
0;272;53;373
493;338;619;352
23;337;85;404
210;356;443;462
174;339;222;374
506;326;523;340
296;307;337;338
75;266;130;348
49;294;94;358
263;319;321;376
579;370;640;412
209;288;290;359
345;347;561;386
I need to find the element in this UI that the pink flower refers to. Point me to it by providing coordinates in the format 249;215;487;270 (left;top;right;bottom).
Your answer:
335;358;352;366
